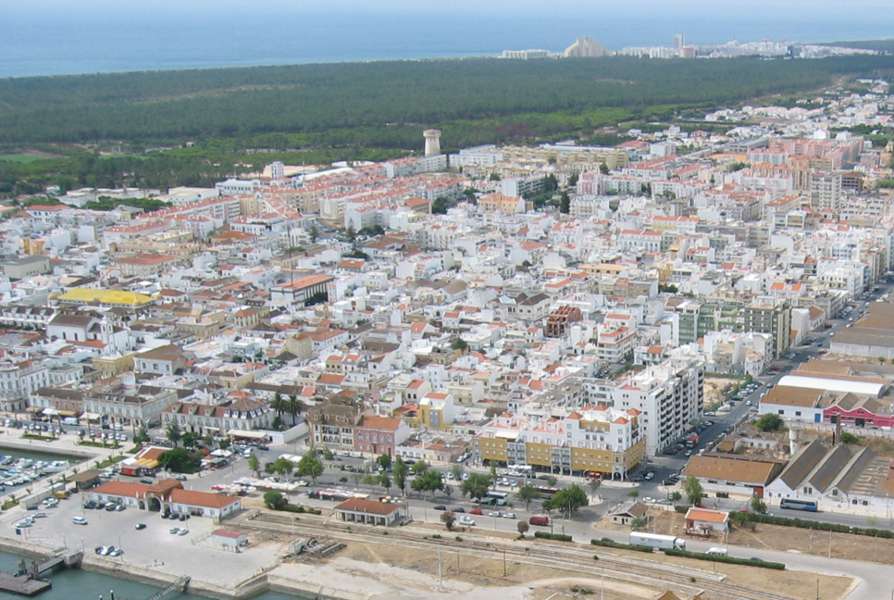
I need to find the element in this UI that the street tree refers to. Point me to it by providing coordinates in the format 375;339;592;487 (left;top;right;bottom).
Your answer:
517;520;530;538
683;476;704;507
441;511;456;531
412;460;429;475
297;451;324;483
750;495;767;514
376;454;392;472
393;457;408;494
263;491;287;510
544;484;588;517
411;469;444;497
461;473;492;500
248;454;261;477
517;484;539;510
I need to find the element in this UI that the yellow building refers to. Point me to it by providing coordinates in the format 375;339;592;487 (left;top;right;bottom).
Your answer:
56;288;155;307
476;407;644;479
479;192;524;215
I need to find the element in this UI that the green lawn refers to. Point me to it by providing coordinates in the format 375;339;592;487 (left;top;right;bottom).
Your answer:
0;153;57;163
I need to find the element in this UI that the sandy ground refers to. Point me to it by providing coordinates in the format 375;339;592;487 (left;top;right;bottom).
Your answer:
704;377;739;409
594;510;856;600
641;509;894;566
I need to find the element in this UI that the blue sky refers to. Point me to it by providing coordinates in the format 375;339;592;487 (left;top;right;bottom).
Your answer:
7;0;894;16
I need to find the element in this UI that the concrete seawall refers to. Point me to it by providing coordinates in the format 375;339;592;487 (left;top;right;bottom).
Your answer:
0;534;343;600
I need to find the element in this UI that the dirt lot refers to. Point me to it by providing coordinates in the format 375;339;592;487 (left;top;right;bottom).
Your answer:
644;509;894;564
338;538;581;587
595;511;854;600
705;377;739;409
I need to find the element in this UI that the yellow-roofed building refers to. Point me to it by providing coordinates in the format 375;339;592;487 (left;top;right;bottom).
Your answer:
56;288;154;307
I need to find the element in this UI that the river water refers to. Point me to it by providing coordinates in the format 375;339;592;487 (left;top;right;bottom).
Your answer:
0;551;299;600
0;448;301;599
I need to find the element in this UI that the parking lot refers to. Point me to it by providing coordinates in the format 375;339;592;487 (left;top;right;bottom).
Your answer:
0;491;279;587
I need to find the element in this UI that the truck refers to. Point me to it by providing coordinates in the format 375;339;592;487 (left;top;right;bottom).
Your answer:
528;515;551;526
629;532;686;551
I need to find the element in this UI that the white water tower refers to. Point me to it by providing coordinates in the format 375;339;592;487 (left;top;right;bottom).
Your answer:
423;129;442;157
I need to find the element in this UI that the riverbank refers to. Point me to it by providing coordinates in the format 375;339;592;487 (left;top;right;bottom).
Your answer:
0;532;335;600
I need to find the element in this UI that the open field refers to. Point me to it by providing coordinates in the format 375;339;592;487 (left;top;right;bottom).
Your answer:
638;509;894;566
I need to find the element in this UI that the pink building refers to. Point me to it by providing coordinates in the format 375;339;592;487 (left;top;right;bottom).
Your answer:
353;415;411;457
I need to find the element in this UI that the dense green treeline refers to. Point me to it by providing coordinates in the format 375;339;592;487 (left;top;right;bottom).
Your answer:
3;55;894;196
3;56;894;146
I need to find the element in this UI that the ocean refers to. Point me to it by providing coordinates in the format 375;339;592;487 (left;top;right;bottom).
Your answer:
2;10;894;79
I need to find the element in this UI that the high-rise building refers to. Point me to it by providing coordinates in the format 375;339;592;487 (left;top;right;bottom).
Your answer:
673;33;685;50
269;161;285;181
423;129;442;157
744;297;791;359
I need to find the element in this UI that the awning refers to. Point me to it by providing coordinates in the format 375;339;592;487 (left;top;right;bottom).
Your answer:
227;429;267;440
58;410;78;417
42;408;60;416
80;413;101;421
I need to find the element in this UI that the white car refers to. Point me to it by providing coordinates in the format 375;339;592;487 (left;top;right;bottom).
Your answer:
457;516;476;526
72;516;88;525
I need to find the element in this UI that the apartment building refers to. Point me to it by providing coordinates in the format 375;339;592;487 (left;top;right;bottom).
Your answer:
476;405;645;479
606;352;705;455
743;297;791;359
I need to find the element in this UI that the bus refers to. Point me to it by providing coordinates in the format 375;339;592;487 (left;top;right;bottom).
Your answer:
535;486;559;496
780;498;818;512
484;490;508;505
508;465;533;478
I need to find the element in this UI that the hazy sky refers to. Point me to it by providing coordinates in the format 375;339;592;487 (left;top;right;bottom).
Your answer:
8;0;894;16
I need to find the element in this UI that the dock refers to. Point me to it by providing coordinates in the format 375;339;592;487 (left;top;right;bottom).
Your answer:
0;572;51;596
0;550;83;596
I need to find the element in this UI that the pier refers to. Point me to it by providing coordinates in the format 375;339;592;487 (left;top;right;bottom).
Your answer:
0;550;83;596
144;575;190;600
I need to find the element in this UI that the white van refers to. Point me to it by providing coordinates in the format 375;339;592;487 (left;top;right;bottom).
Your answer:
706;547;728;556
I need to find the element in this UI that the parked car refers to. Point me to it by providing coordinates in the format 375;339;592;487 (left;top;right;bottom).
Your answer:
469;507;483;515
433;505;447;511
452;507;465;513
72;516;88;525
135;523;146;530
457;516;476;527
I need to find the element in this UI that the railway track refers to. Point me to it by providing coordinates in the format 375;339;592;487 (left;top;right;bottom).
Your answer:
237;511;795;600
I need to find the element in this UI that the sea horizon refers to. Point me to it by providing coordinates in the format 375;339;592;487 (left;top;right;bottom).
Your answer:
2;10;894;79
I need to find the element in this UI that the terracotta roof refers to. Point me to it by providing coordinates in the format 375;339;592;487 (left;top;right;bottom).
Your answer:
684;455;782;486
359;415;402;431
169;489;240;509
334;497;401;515
685;507;729;524
94;481;148;498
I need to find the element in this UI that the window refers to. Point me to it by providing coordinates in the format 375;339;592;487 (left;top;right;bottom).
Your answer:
778;410;784;415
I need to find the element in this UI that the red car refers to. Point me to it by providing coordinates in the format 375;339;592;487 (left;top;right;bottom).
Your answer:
469;507;483;516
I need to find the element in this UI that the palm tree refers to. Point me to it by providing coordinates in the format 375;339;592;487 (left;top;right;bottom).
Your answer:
166;422;182;448
271;393;287;420
287;395;305;426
